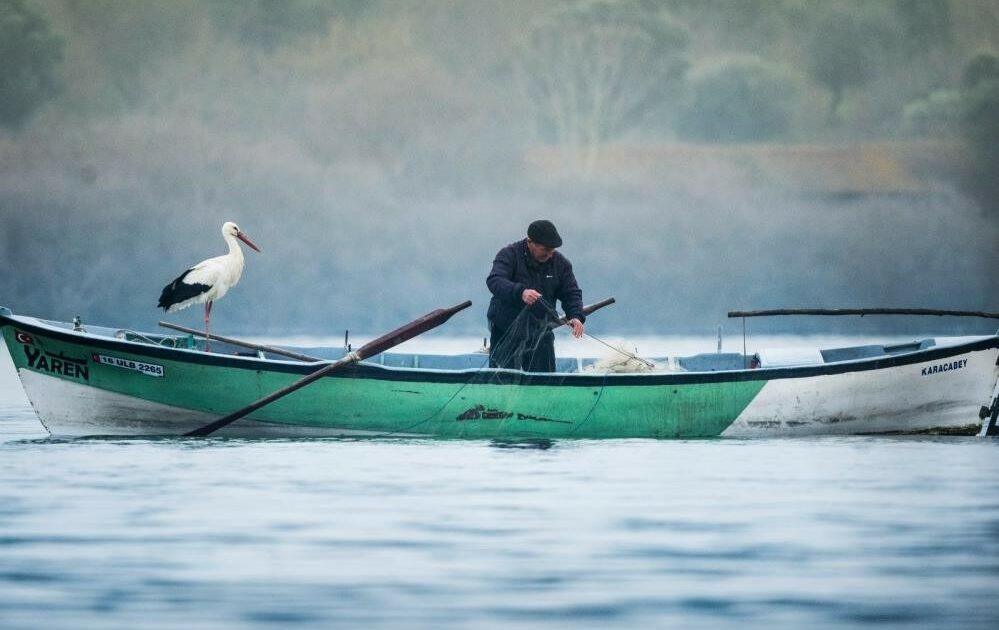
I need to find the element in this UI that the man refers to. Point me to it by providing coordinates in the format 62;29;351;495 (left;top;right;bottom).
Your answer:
486;219;586;372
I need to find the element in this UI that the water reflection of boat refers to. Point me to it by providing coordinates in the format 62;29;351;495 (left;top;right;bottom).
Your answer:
2;306;997;439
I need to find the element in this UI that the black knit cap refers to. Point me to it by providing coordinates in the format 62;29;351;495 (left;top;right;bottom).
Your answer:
527;219;562;248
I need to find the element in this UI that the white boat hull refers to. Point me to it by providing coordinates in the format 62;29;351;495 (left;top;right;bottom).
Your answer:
724;345;998;436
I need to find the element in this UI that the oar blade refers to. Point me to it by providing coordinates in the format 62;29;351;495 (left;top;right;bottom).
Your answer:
551;297;615;329
582;297;615;317
356;300;472;360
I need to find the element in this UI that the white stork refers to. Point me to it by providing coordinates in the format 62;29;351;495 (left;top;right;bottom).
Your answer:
158;221;260;350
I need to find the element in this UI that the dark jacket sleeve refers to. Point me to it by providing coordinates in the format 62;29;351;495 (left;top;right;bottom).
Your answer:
486;246;525;306
557;258;585;323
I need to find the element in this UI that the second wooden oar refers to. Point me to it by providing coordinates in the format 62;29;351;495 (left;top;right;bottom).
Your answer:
555;297;615;328
184;300;473;437
541;297;616;329
158;320;321;362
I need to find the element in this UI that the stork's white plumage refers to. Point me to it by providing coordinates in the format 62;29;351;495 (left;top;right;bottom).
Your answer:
158;222;260;350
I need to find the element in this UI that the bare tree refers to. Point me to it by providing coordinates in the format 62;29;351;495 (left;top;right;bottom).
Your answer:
514;0;688;175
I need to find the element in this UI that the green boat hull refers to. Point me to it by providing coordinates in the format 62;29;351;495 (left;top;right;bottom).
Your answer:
1;315;765;438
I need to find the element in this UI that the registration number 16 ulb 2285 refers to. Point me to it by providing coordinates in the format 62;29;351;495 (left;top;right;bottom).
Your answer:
93;354;165;377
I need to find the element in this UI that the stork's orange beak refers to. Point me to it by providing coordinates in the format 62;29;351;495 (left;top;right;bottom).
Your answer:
237;231;260;253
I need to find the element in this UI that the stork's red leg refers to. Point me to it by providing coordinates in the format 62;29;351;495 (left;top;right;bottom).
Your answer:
204;301;213;352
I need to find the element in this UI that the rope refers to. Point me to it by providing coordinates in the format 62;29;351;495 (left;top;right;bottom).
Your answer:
536;298;654;368
118;329;188;348
570;371;607;436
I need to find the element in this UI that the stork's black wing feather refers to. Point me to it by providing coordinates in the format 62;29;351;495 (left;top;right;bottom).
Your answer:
158;268;211;310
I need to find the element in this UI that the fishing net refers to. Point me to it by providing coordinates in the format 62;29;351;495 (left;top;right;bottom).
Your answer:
488;302;666;375
488;304;557;372
370;302;663;439
582;340;654;373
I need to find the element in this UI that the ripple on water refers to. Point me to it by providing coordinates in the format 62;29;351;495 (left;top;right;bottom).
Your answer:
1;415;998;629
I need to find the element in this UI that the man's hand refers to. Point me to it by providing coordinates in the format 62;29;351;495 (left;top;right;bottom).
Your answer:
522;289;542;305
568;318;584;338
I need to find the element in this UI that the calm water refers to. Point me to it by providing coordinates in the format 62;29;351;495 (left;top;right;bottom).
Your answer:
2;341;998;629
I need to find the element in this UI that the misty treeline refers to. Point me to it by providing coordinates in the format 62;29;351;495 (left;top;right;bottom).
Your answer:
0;0;996;337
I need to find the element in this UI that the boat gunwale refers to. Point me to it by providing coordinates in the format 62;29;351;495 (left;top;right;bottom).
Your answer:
2;311;998;388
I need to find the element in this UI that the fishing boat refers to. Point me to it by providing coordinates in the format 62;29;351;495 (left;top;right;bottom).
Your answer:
1;304;997;439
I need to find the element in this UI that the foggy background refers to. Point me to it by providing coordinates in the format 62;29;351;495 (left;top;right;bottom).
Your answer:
1;0;997;337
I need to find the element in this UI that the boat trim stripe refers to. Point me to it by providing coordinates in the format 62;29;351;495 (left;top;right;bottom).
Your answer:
3;313;998;387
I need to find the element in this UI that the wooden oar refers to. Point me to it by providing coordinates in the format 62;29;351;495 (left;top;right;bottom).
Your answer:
541;297;616;329
557;297;615;327
184;300;473;437
158;321;321;362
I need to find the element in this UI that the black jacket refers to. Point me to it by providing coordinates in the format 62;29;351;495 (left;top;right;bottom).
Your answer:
486;239;585;331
